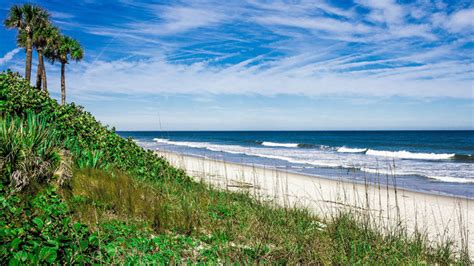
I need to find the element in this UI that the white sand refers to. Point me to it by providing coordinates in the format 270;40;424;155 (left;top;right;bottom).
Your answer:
156;150;473;256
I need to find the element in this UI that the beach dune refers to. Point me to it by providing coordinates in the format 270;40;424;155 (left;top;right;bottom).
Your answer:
156;150;473;257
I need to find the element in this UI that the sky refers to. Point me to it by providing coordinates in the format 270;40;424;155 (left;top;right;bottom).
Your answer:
0;0;473;130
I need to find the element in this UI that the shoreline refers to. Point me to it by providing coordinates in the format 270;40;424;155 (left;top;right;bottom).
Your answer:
158;149;473;201
156;149;473;256
133;133;474;199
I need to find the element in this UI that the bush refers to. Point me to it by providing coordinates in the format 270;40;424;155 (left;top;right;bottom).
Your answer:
0;71;189;184
0;186;95;264
0;71;465;264
0;112;61;191
0;185;199;264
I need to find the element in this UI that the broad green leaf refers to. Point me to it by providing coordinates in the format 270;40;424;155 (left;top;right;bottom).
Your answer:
11;238;21;250
32;218;43;229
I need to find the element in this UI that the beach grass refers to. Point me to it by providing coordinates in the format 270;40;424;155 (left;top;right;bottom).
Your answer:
0;71;470;264
65;166;460;264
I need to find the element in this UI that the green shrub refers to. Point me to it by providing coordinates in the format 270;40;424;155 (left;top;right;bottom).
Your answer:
0;112;61;191
0;186;95;264
0;185;200;264
0;71;465;264
0;71;189;184
74;150;108;169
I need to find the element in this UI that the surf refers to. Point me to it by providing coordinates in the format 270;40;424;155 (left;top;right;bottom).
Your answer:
365;149;455;160
260;141;299;148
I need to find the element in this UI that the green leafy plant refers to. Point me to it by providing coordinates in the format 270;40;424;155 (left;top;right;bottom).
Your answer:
0;71;189;184
0;71;467;264
0;112;60;191
75;150;107;169
0;186;96;264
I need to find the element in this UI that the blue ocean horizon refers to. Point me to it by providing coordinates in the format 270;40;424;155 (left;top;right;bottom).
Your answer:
119;130;474;199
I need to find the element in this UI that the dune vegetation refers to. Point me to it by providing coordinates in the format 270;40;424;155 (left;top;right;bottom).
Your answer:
0;3;468;265
0;72;468;264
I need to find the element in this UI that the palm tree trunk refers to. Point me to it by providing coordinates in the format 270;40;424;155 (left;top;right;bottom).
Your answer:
61;62;66;105
25;34;33;82
36;50;44;90
42;63;47;93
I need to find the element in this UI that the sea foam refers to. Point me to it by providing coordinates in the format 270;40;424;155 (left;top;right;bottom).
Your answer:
359;167;474;183
337;147;368;153
426;175;474;183
366;149;455;160
151;137;471;184
260;141;299;148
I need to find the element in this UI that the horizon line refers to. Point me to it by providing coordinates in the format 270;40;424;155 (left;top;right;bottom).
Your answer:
117;129;474;132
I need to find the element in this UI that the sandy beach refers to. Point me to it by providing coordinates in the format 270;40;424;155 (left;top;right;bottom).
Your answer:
156;150;473;257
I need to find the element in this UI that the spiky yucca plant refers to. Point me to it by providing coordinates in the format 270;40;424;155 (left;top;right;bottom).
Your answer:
0;112;61;191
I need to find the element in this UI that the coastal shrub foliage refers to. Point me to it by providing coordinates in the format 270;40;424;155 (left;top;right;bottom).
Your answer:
0;112;60;192
0;71;188;184
0;71;465;264
1;187;94;264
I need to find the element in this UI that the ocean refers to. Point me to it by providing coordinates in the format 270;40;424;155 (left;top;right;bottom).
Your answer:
118;131;474;199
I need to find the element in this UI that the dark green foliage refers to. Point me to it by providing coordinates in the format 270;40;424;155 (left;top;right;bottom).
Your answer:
0;71;466;264
0;186;94;264
0;112;60;191
74;150;107;169
0;185;202;264
0;71;189;183
95;221;200;263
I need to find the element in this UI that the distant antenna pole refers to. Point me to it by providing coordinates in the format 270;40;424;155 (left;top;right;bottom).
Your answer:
158;112;163;131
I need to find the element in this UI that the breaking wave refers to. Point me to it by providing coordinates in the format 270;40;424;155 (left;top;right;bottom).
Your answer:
151;138;472;184
337;147;368;153
365;149;455;160
426;175;474;183
260;141;299;148
360;167;474;183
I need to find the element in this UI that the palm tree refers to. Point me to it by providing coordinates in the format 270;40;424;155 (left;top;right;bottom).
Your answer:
18;24;59;91
4;4;50;83
46;35;83;105
34;25;59;92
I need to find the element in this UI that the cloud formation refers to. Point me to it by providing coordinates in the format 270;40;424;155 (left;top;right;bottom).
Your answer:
445;8;474;32
1;0;473;101
0;48;21;65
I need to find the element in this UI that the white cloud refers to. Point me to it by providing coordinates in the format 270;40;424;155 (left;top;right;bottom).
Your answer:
255;15;372;35
356;0;405;25
389;24;436;40
445;8;474;32
49;11;75;19
430;8;474;33
430;12;448;28
162;6;225;33
0;48;21;65
43;50;472;101
5;0;471;105
247;0;355;18
410;7;427;20
251;0;437;42
128;6;226;35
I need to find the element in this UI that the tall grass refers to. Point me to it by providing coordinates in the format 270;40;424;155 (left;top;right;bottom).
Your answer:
1;72;468;263
68;168;160;229
63;165;463;264
157;151;472;264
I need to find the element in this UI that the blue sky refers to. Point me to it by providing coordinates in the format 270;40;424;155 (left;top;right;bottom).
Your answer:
0;0;473;130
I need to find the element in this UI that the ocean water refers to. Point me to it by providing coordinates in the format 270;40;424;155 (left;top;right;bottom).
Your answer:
118;131;474;199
